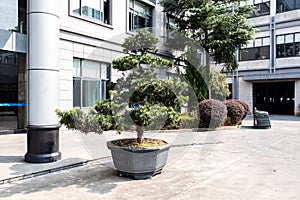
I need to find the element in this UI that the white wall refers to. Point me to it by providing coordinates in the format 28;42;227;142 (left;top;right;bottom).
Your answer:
238;78;253;113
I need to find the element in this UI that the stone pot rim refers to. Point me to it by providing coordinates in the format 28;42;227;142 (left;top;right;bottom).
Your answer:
107;138;170;152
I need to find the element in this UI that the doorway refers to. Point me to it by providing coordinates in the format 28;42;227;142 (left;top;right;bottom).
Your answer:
253;81;295;115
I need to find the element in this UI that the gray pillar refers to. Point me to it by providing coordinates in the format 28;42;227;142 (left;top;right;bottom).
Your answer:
25;0;61;163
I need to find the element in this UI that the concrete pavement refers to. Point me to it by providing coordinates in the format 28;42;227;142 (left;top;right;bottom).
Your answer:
0;115;300;199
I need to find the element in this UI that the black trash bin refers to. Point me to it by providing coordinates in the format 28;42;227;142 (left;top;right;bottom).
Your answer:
254;110;271;129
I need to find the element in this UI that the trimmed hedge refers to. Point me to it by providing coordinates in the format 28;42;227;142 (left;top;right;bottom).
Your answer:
235;100;251;119
199;99;227;128
224;99;244;126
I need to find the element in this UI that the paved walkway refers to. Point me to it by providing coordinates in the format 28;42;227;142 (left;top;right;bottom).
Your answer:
0;115;299;199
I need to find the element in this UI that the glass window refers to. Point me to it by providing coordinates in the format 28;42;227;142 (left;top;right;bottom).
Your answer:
71;0;111;25
82;80;100;107
73;78;81;107
276;33;300;58
251;0;270;17
260;46;270;59
262;37;270;46
296;1;300;9
295;33;300;42
0;0;27;33
277;0;300;13
73;58;110;107
277;35;285;44
81;60;100;78
73;58;81;77
239;37;270;61
240;48;254;61
255;38;262;47
295;43;300;56
285;34;294;43
129;0;152;32
100;63;108;79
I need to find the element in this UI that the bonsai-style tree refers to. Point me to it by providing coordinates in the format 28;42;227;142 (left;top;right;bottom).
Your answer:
111;29;188;144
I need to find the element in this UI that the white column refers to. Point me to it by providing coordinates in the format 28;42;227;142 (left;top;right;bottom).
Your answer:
25;0;61;163
27;0;59;125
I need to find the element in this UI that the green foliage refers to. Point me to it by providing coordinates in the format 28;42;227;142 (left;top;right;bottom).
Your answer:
198;99;227;128
122;29;159;54
178;114;198;129
111;29;189;142
161;0;255;72
95;99;113;116
55;108;77;130
55;108;102;134
210;69;230;100
94;100;117;131
224;99;244;126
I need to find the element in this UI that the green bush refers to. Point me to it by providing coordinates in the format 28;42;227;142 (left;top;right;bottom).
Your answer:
235;100;251;119
198;99;227;128
94;99;113;115
55;108;102;134
94;100;117;131
129;104;181;131
224;99;244;126
179;114;198;129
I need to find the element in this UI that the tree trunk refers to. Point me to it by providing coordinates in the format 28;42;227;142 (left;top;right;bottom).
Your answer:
136;126;144;144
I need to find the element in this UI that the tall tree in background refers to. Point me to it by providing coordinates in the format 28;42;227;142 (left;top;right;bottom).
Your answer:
161;0;255;72
161;0;255;101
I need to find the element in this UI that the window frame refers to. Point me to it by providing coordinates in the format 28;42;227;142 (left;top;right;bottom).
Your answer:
276;33;300;58
239;37;270;61
128;0;153;32
242;0;270;18
69;0;113;28
73;58;111;108
276;0;300;13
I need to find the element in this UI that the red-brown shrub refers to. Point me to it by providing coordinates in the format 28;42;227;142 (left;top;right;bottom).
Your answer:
224;99;244;126
235;100;251;119
198;99;227;128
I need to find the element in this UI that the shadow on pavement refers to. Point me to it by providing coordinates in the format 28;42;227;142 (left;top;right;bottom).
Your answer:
0;156;24;163
0;161;131;197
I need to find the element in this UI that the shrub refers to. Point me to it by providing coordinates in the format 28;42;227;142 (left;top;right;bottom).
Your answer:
56;100;117;132
224;99;244;126
94;100;117;131
179;114;198;129
55;108;102;134
94;99;113;115
129;104;181;131
198;99;227;128
235;100;251;119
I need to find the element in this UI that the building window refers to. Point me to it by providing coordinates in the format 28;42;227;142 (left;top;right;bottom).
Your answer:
276;33;300;58
239;37;270;61
240;0;270;17
129;0;152;32
277;0;300;13
71;0;111;25
73;58;110;108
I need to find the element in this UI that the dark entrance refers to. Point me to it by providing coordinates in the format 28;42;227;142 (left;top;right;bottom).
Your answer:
253;81;295;115
0;51;18;130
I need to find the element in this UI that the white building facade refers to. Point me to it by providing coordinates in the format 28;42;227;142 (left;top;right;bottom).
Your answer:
229;0;300;116
0;0;167;162
0;0;167;132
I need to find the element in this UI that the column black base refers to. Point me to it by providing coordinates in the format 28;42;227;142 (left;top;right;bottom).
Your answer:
25;125;61;163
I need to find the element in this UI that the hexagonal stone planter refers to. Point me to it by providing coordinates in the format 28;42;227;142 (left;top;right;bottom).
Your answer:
107;138;170;180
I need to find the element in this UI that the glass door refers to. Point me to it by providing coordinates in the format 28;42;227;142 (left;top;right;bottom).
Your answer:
0;51;18;130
